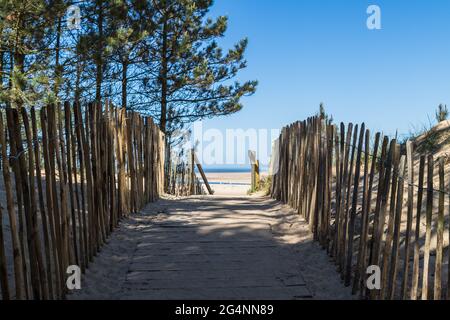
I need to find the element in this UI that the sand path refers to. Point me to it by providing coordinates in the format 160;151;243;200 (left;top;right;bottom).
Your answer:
68;195;352;300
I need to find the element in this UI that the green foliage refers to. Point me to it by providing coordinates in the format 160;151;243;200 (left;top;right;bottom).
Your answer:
247;176;272;196
0;0;65;108
435;103;448;122
135;0;258;141
0;0;257;150
416;129;441;153
316;102;333;124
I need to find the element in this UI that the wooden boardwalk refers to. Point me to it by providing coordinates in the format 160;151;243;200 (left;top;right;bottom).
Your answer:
69;196;352;300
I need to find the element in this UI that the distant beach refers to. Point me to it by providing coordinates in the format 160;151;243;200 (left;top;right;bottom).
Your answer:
198;165;269;173
200;167;268;196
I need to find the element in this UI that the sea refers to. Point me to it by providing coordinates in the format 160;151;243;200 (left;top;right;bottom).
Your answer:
197;165;269;173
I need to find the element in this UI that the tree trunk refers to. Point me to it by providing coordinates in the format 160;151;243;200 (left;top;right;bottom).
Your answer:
75;57;82;103
13;23;25;109
121;59;128;109
159;17;168;134
95;0;104;103
0;44;4;90
54;16;62;98
8;50;13;93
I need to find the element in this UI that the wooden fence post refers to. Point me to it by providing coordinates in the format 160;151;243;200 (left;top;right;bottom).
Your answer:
0;145;9;300
344;123;365;286
21;108;49;300
387;155;406;299
380;143;400;300
0;111;25;299
269;114;450;301
421;155;434;300
411;156;425;300
401;141;414;299
434;157;445;300
0;101;166;300
193;152;213;195
190;149;195;195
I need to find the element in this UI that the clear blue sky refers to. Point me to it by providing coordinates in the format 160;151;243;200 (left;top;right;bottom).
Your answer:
201;0;450;139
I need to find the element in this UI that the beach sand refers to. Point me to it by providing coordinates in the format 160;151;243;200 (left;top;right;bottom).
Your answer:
203;172;268;196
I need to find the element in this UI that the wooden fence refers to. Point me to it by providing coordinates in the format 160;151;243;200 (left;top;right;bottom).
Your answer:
0;101;165;300
271;116;450;300
166;149;204;196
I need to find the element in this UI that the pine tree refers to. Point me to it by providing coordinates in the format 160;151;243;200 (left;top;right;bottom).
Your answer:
0;0;68;108
74;0;116;103
1;0;257;133
105;0;155;109
136;0;257;141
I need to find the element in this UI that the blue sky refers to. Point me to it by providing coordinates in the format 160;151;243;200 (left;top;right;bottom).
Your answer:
200;0;450;140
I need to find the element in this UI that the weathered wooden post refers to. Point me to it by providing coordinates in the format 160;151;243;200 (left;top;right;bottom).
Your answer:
248;150;260;191
190;149;195;195
254;160;260;190
193;152;213;195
